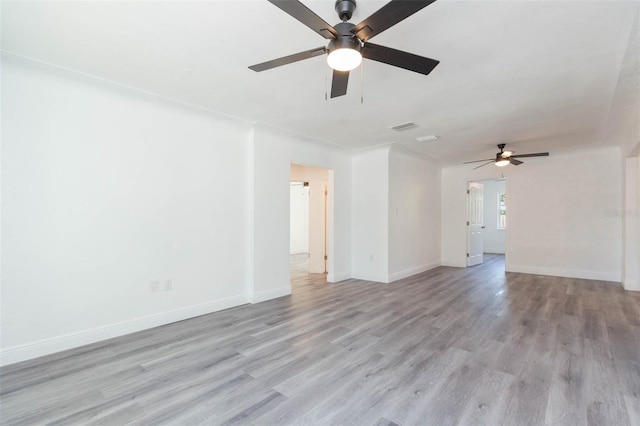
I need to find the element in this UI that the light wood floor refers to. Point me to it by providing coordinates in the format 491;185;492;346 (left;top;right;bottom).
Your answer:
2;255;640;425
289;253;309;281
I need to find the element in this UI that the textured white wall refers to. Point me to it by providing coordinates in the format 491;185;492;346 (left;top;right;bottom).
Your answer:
1;56;353;365
289;184;309;254
635;150;640;291
1;56;252;364
441;166;506;267
351;147;390;282
442;146;623;281
351;147;441;283
388;148;441;281
623;152;640;290
251;124;352;292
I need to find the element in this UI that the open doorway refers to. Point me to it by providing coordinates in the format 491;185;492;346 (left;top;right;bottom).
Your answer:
467;178;507;267
290;181;310;276
290;163;330;280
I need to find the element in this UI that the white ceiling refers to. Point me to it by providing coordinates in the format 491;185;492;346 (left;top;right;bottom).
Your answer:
2;1;638;163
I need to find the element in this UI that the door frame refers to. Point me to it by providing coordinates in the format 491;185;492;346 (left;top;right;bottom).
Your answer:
289;163;333;276
464;178;509;269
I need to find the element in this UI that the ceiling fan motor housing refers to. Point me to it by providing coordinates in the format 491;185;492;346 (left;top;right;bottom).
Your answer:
328;32;361;55
335;0;356;21
333;22;357;37
328;22;361;52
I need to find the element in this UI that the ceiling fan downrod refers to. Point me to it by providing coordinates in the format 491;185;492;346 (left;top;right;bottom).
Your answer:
335;0;356;21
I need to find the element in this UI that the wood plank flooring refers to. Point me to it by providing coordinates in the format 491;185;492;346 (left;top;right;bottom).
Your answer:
2;255;640;425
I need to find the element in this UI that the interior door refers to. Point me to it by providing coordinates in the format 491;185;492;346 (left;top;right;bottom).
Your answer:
467;182;484;266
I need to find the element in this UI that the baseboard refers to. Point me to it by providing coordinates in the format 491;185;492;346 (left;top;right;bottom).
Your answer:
507;264;621;282
388;261;440;283
440;261;467;268
0;294;250;367
484;249;505;254
327;272;350;283
622;279;640;291
249;285;291;303
351;272;388;283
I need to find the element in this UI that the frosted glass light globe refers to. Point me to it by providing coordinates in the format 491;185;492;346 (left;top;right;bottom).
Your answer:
327;48;362;71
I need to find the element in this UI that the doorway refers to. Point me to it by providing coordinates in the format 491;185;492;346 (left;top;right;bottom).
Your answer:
290;164;330;279
290;181;310;275
467;178;507;267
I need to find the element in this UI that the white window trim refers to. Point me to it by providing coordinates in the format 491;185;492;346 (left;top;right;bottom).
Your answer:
497;192;506;230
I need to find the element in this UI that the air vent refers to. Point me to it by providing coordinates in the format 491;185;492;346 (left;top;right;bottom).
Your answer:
415;135;439;143
390;121;417;131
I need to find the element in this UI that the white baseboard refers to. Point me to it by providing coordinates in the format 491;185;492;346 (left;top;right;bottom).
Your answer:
0;294;250;367
351;272;388;283
484;249;505;254
327;272;350;283
440;261;467;268
622;279;640;291
249;285;291;303
388;261;440;283
507;264;621;282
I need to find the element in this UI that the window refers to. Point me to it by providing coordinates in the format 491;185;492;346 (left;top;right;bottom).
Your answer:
498;192;506;229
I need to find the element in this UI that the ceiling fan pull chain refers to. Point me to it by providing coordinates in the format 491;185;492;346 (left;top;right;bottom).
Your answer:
360;58;364;104
325;61;328;100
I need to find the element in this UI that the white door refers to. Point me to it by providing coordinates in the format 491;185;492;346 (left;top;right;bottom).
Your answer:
467;182;484;266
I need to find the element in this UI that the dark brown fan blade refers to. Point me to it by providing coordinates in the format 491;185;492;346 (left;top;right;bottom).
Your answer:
362;43;439;75
474;161;494;170
463;158;494;164
351;0;437;41
510;152;549;158
249;47;326;72
509;158;523;165
331;70;349;98
268;0;339;39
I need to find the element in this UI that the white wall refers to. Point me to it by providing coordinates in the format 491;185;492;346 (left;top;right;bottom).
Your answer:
251;123;352;292
623;150;640;290
289;184;309;254
1;55;252;364
1;56;353;365
351;146;441;283
479;179;506;254
4;53;631;370
442;146;623;281
351;147;390;282
441;166;498;268
388;148;441;281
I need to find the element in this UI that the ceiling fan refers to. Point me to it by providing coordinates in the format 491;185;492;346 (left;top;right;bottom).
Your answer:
249;0;440;98
464;144;550;169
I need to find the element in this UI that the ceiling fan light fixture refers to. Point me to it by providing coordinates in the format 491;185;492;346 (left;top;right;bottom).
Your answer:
465;144;548;169
327;37;362;71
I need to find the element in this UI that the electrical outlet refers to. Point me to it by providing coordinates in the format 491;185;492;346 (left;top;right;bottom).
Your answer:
164;280;173;291
150;281;159;292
